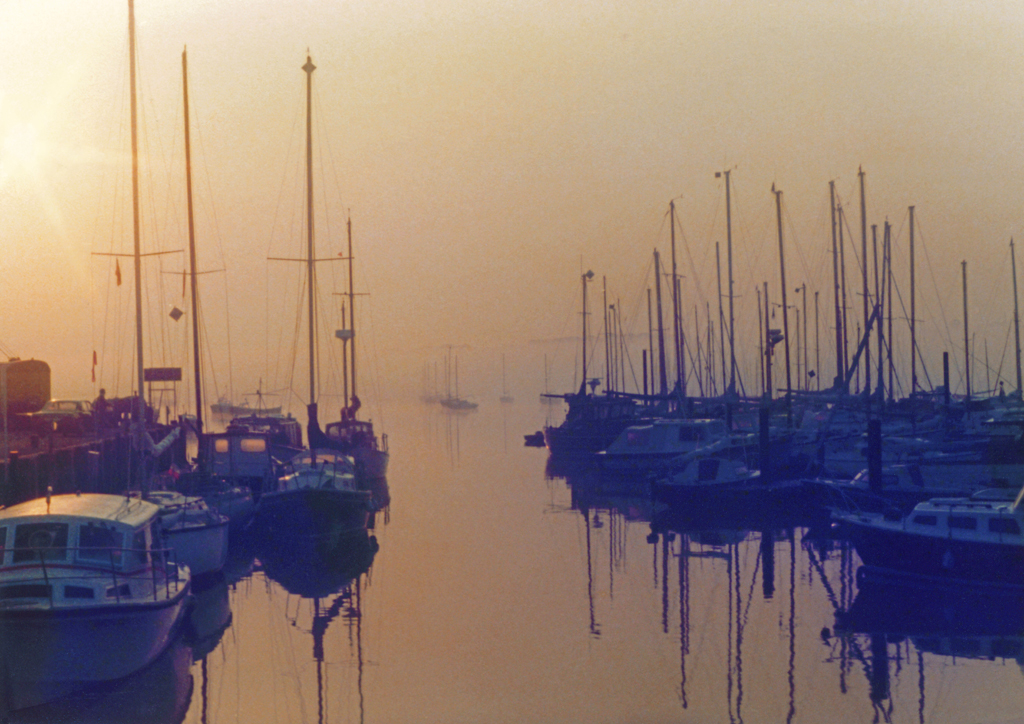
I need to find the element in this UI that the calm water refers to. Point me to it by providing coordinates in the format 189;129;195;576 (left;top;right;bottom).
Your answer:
12;401;1024;723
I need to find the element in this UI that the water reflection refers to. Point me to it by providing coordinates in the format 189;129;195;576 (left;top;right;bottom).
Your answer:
7;635;194;724
255;527;378;724
837;575;1024;718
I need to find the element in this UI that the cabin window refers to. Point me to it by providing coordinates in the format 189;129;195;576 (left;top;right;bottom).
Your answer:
214;439;229;453
989;518;1022;535
0;584;51;599
240;438;267;453
64;585;95;599
697;458;720;482
13;522;68;563
911;514;938;526
678;427;703;442
78;524;121;564
948;516;978;531
625;430;650;447
132;530;149;566
106;584;132;599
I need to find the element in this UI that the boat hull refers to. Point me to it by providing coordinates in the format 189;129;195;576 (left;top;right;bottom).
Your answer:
164;518;229;578
843;517;1024;586
0;584;191;708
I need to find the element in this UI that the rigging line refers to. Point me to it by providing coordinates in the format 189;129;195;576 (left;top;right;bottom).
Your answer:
916;218;958;386
674;209;707;305
189;79;235;408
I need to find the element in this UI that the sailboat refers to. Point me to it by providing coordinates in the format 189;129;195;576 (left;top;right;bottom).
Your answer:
500;354;514;404
254;55;384;536
173;47;254;531
267;56;391;483
312;214;390;481
97;34;228;578
439;352;478;411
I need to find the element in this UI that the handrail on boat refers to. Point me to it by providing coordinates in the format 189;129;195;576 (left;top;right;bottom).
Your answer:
1;544;184;608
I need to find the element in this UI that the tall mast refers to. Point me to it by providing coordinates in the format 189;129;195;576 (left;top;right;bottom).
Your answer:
910;206;916;398
182;48;203;436
757;286;764;394
654;250;667;394
303;55;317;405
873;224;883;401
581;270;592;388
773;185;792;421
647;288;654;398
602;276;610;391
1012;239;1022;398
885;222;894;401
720;170;736;393
347;215;356;402
838;203;850;384
129;0;145;431
830;181;842;387
670;200;684;394
859;168;870;400
763;281;772;399
962;260;970;401
715;242;726;391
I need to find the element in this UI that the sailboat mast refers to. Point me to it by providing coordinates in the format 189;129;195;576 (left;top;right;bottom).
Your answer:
654;250;667;394
962;260;970;401
129;0;145;428
910;206;916;397
830;181;843;387
182;48;202;435
773;185;792;421
303;55;317;404
347;215;357;402
722;169;736;393
859;168;870;400
716;242;726;390
670;201;682;393
1012;239;1022;398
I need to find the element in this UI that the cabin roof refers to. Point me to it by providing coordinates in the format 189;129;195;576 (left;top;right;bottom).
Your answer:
0;493;158;528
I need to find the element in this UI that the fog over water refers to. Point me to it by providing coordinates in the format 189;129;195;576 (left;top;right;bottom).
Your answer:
5;6;1024;719
2;1;1024;411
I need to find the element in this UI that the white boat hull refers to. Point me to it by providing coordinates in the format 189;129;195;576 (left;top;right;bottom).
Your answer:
164;519;229;577
0;582;191;708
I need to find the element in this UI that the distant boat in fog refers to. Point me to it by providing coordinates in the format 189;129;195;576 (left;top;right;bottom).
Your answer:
440;350;478;411
500;354;514;404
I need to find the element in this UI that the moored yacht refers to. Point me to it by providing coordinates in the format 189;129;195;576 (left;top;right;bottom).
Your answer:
254;449;373;537
834;485;1024;586
0;493;191;706
142;490;229;578
596;417;745;471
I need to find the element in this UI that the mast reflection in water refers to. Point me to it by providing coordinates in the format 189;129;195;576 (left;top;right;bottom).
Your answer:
25;402;1024;722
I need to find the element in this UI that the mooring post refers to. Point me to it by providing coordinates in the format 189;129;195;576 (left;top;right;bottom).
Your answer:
759;405;772;483
868;418;882;495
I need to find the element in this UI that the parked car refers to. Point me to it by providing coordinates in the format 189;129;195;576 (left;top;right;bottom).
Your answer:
24;399;94;435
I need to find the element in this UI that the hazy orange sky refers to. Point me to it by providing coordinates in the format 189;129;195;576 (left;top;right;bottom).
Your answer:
3;0;1024;411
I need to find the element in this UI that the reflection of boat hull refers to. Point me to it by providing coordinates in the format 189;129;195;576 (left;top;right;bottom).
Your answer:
186;573;232;661
0;591;191;709
258;529;379;598
7;634;194;722
255;488;372;537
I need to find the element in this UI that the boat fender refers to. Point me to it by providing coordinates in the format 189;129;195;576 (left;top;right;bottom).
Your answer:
942;548;955;570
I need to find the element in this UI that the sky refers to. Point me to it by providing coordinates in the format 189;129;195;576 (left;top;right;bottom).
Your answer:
2;0;1024;412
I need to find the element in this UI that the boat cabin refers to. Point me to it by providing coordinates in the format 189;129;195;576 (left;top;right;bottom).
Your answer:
205;431;277;496
600;418;731;466
0;493;181;607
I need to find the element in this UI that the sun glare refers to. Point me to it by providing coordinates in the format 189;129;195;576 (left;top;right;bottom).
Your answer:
1;121;41;179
